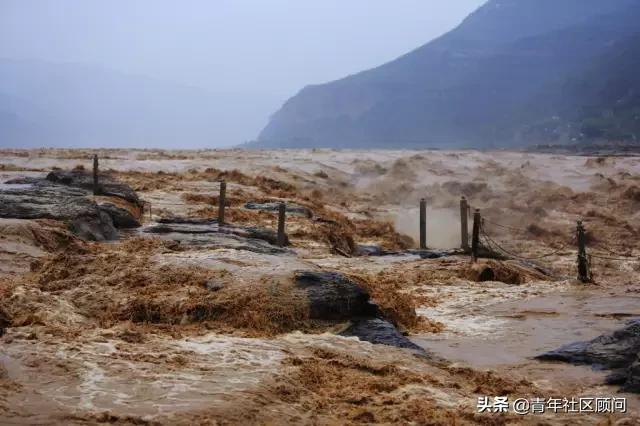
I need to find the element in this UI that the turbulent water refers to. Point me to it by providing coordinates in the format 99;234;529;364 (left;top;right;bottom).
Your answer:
1;148;639;424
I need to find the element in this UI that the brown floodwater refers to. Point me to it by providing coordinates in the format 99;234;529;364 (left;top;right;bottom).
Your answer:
414;287;640;407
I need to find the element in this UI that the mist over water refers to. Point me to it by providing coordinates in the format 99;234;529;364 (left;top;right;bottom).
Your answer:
394;207;461;250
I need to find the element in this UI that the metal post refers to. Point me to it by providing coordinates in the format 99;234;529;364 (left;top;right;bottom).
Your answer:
92;154;99;195
419;198;427;250
277;202;286;247
218;180;226;225
577;220;590;283
471;209;481;262
460;196;469;251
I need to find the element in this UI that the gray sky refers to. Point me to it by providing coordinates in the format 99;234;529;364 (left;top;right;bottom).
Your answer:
0;0;485;146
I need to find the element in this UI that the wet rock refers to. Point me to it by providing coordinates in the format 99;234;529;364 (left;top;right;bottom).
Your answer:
98;203;140;229
536;320;640;393
2;170;141;240
341;319;425;352
142;218;288;254
204;279;225;292
245;201;312;217
46;170;140;206
356;244;385;257
295;271;378;320
294;271;427;352
0;183;119;241
69;210;118;241
622;359;640;393
313;217;338;225
245;226;289;246
0;307;11;338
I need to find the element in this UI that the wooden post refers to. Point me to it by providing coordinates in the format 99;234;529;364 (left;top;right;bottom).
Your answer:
471;209;481;262
419;198;427;250
460;196;469;251
277;202;286;247
218;180;226;225
577;220;590;283
92;154;99;195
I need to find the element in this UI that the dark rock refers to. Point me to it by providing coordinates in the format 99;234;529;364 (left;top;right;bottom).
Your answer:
622;359;640;393
313;217;338;225
157;217;214;225
294;271;378;320
204;280;225;292
536;320;640;393
0;307;11;337
98;203;140;228
403;249;463;259
0;183;119;241
245;226;289;246
341;318;425;352
478;267;496;282
142;218;289;254
357;245;385;256
2;170;142;240
245;202;312;217
68;210;118;241
294;270;428;352
46;170;140;206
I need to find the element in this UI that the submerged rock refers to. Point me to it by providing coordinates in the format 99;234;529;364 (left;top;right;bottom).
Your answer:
340;318;425;352
536;320;640;393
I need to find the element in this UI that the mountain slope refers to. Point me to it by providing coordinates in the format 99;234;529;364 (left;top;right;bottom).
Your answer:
258;0;640;148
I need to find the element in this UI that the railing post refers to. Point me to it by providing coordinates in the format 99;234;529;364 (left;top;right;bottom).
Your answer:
577;220;590;283
419;198;427;250
218;180;226;225
460;196;469;251
92;154;99;195
277;201;286;247
471;209;481;262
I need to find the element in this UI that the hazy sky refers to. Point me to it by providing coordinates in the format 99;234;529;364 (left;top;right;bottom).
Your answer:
0;0;485;145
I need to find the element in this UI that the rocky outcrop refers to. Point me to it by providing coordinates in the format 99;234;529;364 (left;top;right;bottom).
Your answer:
142;217;289;254
1;170;141;241
46;170;140;206
295;271;378;320
0;183;118;241
536;320;640;393
98;203;141;229
294;271;425;352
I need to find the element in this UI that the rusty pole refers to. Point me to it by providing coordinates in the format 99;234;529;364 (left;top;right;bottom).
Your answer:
460;196;469;251
577;220;590;283
92;154;99;195
419;198;427;250
471;209;481;262
218;180;226;225
277;201;286;247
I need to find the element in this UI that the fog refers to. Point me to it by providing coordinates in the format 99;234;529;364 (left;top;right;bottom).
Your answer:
0;0;484;148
